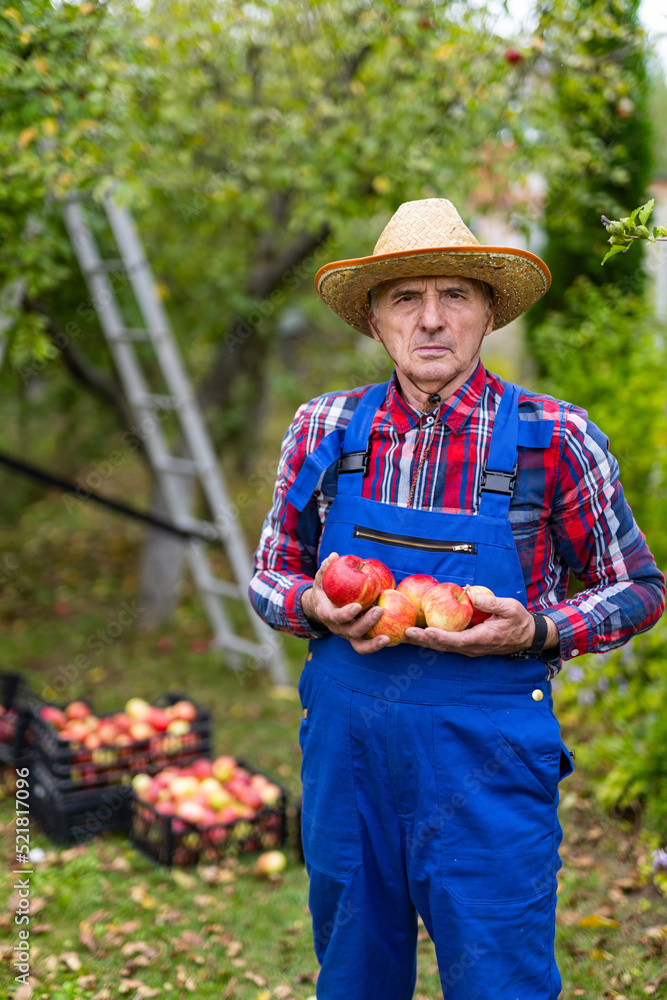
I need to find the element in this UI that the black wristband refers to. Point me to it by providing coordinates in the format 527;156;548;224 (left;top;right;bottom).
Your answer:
525;613;549;657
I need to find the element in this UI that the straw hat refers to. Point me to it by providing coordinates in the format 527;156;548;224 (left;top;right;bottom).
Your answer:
315;198;551;335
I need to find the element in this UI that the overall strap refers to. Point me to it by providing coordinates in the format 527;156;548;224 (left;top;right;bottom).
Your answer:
478;381;521;519
337;382;390;496
284;382;389;512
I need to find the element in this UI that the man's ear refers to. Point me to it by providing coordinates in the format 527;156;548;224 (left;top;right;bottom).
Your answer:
483;307;495;339
367;310;383;344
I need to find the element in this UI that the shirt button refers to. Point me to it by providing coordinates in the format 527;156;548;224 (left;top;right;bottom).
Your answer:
571;648;579;657
532;689;544;702
425;416;434;425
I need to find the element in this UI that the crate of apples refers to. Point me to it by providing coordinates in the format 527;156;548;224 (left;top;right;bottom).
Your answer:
130;756;287;867
34;694;211;788
321;554;494;647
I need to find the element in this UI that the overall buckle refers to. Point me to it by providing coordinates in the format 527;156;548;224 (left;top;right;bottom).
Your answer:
480;461;518;496
338;445;371;477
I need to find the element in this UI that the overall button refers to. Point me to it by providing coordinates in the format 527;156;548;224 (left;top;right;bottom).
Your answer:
532;689;544;702
302;707;308;719
307;652;313;661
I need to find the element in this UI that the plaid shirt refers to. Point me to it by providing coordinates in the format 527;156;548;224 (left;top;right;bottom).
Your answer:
249;362;664;676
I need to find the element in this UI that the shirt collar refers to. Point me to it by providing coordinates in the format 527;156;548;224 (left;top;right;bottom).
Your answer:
385;361;486;436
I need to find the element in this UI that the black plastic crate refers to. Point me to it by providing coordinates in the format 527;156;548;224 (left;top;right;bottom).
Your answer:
0;673;35;767
130;759;288;867
30;757;134;844
31;693;211;790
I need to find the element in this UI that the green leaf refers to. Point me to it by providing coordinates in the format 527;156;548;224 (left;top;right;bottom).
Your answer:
601;244;629;265
638;198;655;227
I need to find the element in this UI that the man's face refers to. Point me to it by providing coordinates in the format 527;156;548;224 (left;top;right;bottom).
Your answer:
366;275;494;394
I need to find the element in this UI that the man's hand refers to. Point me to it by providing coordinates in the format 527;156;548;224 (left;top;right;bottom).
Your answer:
404;591;559;657
301;552;391;655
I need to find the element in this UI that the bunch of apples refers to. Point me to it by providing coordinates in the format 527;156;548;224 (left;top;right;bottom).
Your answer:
132;756;282;832
0;703;18;745
321;554;494;647
39;697;199;751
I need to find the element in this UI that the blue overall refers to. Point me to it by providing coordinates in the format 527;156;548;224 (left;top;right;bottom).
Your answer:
286;380;573;1000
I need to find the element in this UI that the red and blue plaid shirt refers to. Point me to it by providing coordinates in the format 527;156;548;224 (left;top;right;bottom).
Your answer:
249;362;664;676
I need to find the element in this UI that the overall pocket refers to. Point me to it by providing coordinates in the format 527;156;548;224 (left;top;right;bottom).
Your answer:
436;704;563;905
299;668;362;879
351;524;477;587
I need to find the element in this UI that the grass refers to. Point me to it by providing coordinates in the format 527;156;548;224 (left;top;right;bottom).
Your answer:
0;493;666;999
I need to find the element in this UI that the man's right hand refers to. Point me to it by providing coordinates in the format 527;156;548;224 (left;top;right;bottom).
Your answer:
301;552;391;655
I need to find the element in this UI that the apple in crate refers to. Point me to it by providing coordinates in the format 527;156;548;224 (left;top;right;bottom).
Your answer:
422;583;473;631
65;701;91;721
463;584;495;627
364;558;395;591
212;755;236;782
39;705;67;730
168;700;198;723
396;574;438;627
125;698;152;722
322;555;381;610
365;589;417;646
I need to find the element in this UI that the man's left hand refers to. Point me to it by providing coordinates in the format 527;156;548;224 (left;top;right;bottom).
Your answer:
404;592;559;657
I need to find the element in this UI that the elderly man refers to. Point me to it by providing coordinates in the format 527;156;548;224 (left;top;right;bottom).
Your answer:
249;199;664;1000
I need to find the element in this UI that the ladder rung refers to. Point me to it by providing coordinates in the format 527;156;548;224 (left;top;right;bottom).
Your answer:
84;259;126;273
202;578;242;599
213;633;269;658
111;328;152;343
135;393;181;410
154;456;198;476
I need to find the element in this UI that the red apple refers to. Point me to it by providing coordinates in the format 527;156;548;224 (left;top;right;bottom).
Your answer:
83;731;102;750
156;801;175;817
40;705;67;730
176;800;205;825
192;758;213;780
422;583;473;632
84;714;100;732
112;712;132;733
132;773;152;799
125;697;152;722
321;554;381;610
212;755;236;782
259;783;281;807
218;805;241;825
146;707;170;732
463;584;495;627
364;558;395;592
129;721;155;742
504;46;524;64
65;701;91;721
396;574;438;627
254;850;287;876
97;721;117;745
65;721;90;742
168;700;198;723
169;775;199;800
166;719;190;736
114;732;132;748
365;589;417;646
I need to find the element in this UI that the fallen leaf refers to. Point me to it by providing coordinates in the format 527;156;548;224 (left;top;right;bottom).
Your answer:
87;909;110;924
60;845;90;862
613;876;639;891
121;941;159;959
43;955;59;973
79;920;97;953
175;965;196;991
588;947;614;960
117;920;142;935
193;894;216;908
227;940;243;957
223;978;237;998
119;978;149;994
91;990;112;1000
60;951;82;971
32;923;52;934
179;929;204;949
273;985;293;999
293;971;319;984
586;826;604;841
198;866;221;885
14;985;32;1000
77;975;97;989
608;887;625;905
572;855;596;869
578;914;620;929
130;885;156;909
172;870;197;890
250;992;271;1000
102;855;131;873
245;972;268;986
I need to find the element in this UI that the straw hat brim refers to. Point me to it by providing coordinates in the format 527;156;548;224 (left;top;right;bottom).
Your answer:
315;246;551;335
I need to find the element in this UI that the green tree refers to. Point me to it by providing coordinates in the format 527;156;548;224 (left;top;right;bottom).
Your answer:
526;0;653;335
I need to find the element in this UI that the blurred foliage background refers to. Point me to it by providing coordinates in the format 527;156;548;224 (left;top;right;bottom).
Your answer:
1;0;666;860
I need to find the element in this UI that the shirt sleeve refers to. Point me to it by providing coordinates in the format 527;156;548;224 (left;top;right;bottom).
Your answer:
541;404;665;660
248;402;331;640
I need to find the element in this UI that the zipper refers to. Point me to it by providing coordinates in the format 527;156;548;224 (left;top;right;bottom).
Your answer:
353;525;476;554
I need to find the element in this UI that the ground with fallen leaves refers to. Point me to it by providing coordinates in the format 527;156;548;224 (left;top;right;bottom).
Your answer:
0;501;665;999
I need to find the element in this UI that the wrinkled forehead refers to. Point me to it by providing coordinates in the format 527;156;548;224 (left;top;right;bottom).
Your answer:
373;274;484;297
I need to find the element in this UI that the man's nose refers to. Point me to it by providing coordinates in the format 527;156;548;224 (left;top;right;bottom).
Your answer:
418;294;446;331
